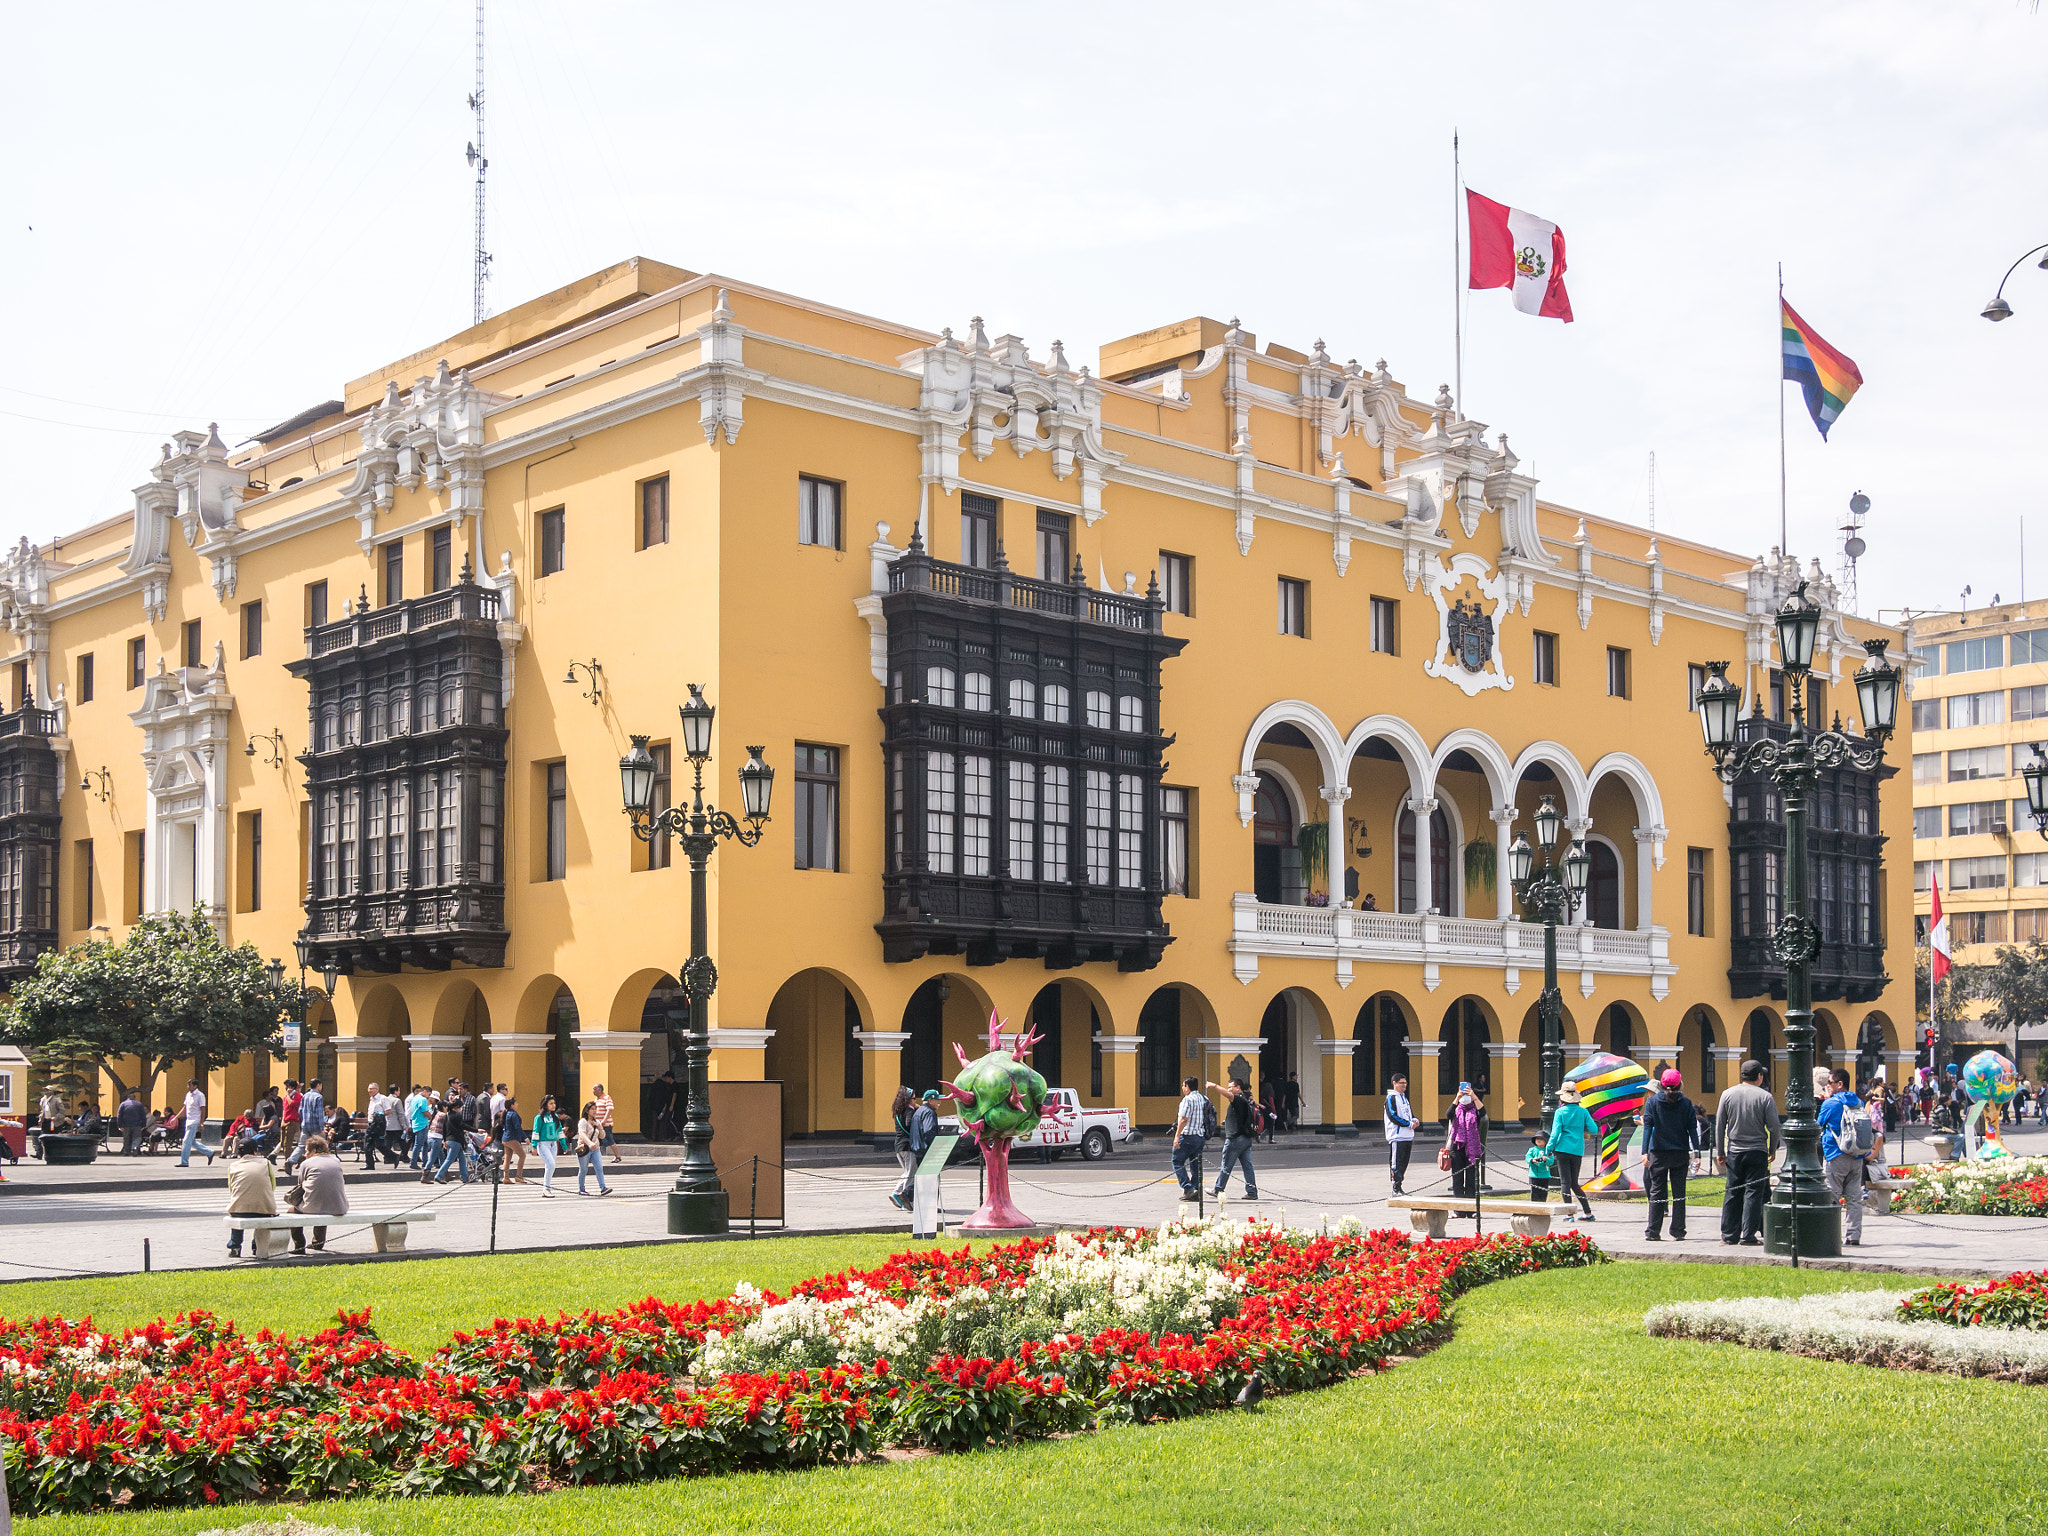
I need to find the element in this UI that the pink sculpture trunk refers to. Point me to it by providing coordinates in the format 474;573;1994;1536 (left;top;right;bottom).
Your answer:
958;1137;1036;1230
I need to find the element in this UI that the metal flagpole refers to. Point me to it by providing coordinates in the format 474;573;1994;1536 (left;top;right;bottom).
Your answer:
1454;131;1463;412
1778;263;1788;555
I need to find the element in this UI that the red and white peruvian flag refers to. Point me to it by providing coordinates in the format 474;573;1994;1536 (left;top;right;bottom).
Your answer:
1467;189;1573;321
1929;870;1952;987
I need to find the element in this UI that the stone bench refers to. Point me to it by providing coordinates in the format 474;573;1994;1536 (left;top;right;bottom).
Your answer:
1389;1196;1578;1239
225;1210;436;1258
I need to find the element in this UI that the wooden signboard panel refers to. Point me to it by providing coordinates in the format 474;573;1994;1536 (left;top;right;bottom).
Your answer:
707;1079;784;1223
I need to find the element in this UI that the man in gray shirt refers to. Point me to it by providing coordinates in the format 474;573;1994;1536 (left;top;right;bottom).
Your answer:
1715;1060;1782;1246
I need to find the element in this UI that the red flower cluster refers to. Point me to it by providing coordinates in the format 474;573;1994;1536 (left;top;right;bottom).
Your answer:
0;1227;1601;1515
1896;1268;2048;1331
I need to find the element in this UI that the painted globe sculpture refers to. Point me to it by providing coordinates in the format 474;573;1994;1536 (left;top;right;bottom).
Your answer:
1961;1049;2019;1106
939;1011;1072;1229
1562;1051;1651;1191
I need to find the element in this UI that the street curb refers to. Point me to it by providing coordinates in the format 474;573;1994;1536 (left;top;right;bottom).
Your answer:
1610;1250;2006;1279
0;1162;678;1198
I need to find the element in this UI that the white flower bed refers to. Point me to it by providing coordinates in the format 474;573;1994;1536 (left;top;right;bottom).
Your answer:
701;1220;1258;1378
1646;1289;2048;1382
1891;1154;2048;1214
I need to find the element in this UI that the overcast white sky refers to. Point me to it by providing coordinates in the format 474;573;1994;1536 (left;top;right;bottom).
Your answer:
5;2;2043;618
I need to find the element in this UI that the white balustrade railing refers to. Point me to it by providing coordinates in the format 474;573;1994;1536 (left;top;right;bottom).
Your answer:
1228;892;1674;1000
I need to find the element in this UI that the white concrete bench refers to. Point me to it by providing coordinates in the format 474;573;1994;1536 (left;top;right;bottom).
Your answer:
1389;1196;1578;1239
225;1210;436;1257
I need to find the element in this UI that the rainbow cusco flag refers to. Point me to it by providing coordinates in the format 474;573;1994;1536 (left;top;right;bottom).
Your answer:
1781;299;1862;440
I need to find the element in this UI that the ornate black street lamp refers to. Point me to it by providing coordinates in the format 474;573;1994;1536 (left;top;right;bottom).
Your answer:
2023;744;2048;838
1980;243;2048;322
290;932;312;1088
1693;585;1900;1259
620;683;773;1235
1508;795;1591;1139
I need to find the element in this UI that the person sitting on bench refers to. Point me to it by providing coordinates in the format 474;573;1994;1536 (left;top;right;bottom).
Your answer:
287;1135;349;1254
225;1133;278;1258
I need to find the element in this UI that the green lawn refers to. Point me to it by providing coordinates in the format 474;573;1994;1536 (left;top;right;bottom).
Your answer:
10;1245;2045;1535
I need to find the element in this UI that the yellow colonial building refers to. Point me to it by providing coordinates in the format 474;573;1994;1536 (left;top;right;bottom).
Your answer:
0;257;1917;1140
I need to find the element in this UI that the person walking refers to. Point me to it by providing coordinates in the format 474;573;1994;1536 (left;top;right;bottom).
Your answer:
1281;1071;1303;1134
532;1094;567;1196
574;1102;612;1195
590;1083;623;1165
887;1084;916;1211
287;1135;348;1254
279;1080;302;1164
1542;1082;1599;1220
177;1078;215;1167
290;1079;326;1170
405;1085;431;1168
115;1091;148;1157
1210;1078;1260;1201
1714;1060;1781;1247
892;1088;940;1210
1171;1076;1212;1201
1384;1073;1416;1196
37;1086;64;1139
434;1083;475;1184
651;1069;679;1141
420;1098;449;1185
1641;1068;1699;1241
1818;1068;1872;1248
1446;1083;1484;1202
224;1132;278;1258
362;1083;390;1170
500;1094;529;1183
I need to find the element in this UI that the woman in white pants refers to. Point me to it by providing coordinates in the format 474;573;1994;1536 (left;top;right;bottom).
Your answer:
532;1094;566;1197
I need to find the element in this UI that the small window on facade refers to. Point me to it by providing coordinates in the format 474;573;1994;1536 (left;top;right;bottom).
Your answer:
544;762;568;880
1042;684;1070;724
1278;577;1308;637
307;581;328;630
964;672;992;712
381;539;403;606
642;475;671;550
926;667;956;707
1947;635;2004;674
1949;691;2004;729
961;494;998;569
798;475;840;550
1536;631;1560;686
795;744;841;872
1687;848;1707;936
1085;690;1111;729
1007;678;1036;719
1162;786;1192;897
1370;596;1398;655
128;636;145;689
183;620;203;669
647;742;672;870
1118;695;1143;733
539;508;566;576
430;527;452;592
76;653;93;704
1911;698;1941;732
1686;661;1705;708
2014;684;2048;721
1949;746;2006;782
242;601;263;659
1036;510;1071;581
1911;753;1941;784
1913;806;1942;840
1160;552;1192;616
1606;646;1630;699
10;660;24;710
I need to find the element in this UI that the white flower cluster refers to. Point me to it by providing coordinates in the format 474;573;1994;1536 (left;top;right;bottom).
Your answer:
1896;1154;2048;1208
1645;1289;2048;1382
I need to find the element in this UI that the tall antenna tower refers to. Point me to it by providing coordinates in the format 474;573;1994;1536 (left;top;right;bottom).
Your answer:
1839;489;1870;615
464;0;491;326
1647;450;1656;533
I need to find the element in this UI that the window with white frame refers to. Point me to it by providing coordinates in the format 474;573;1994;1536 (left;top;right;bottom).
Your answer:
1161;786;1190;896
1949;745;2006;782
1085;690;1111;729
926;667;956;708
925;751;957;873
1118;695;1143;733
1950;854;2006;889
961;755;991;876
1116;774;1144;887
1949;690;2004;729
964;672;992;712
1042;685;1070;725
1041;766;1070;881
1084;770;1112;884
1949;801;2003;837
1007;762;1037;880
1007;678;1035;718
2017;851;2048;887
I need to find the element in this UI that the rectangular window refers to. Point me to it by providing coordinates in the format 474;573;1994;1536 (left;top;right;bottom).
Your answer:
340;786;360;893
1085;770;1113;885
925;751;957;874
1607;646;1630;699
1117;694;1143;733
1042;765;1070;882
1371;597;1399;656
1819;858;1838;943
1278;577;1308;638
1949;745;2007;782
240;811;263;912
1042;684;1069;724
1911;698;1941;732
2018;852;2048;887
2015;684;2048;720
1036;510;1071;581
430;527;452;592
1007;677;1036;719
1947;635;2004;674
1116;773;1144;889
2015;629;2048;666
843;991;863;1101
1085;690;1111;730
890;751;904;871
1855;862;1872;945
795;743;840;872
412;775;437;886
539;507;566;576
1160;552;1192;616
2018;907;2048;941
1687;662;1706;708
1769;670;1787;722
479;767;500;885
381;540;403;606
1913;806;1942;840
1949;801;2003;837
1949;690;2004;729
1807;677;1826;724
307;581;328;630
1957;910;2008;946
962;754;992;877
1161;786;1192;897
75;839;94;930
1912;752;1942;784
76;653;93;704
1950;855;2007;890
544;761;568;881
1007;761;1037;880
641;475;671;550
1535;632;1559;686
183;620;202;669
128;637;145;690
797;475;840;550
926;666;956;707
646;743;672;870
965;671;992;712
1687;848;1707;936
1911;641;1941;674
960;493;998;569
1913;859;1935;893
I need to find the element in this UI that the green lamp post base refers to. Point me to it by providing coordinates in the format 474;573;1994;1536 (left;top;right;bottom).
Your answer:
1763;1196;1842;1260
668;1187;730;1236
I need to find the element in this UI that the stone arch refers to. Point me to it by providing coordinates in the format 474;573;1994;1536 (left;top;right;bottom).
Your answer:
1255;985;1333;1123
512;974;581;1102
353;981;411;1038
430;978;489;1035
1585;751;1667;839
1508;740;1592;820
765;968;878;1137
1855;1011;1893;1084
1516;999;1581;1126
1678;1004;1725;1099
1437;994;1501;1116
607;967;684;1084
1427;727;1515;809
900;972;997;1100
1813;1008;1845;1072
1583;832;1627;930
1251;756;1312;832
1136;981;1216;1108
514;973;575;1035
1338;714;1433;794
1594;1000;1646;1061
1353;991;1418;1110
1239;700;1345;786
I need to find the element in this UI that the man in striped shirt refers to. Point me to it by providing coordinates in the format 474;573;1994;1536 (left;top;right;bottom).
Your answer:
590;1083;622;1164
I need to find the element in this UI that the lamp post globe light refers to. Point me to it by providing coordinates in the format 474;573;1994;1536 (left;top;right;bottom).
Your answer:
1694;584;1900;1261
1508;794;1591;1139
1981;243;2048;322
620;683;772;1235
2024;744;2048;838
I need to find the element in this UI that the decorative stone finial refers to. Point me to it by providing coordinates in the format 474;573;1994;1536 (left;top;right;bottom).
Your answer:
712;288;733;321
968;316;989;353
1049;339;1070;375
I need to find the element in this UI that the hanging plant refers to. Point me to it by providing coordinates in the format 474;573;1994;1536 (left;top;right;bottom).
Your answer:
1464;836;1497;895
1296;819;1330;893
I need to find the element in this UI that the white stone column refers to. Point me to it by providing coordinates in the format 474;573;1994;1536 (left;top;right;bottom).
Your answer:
1320;784;1352;904
1491;807;1518;920
1632;827;1658;932
1409;795;1438;914
1565;817;1595;924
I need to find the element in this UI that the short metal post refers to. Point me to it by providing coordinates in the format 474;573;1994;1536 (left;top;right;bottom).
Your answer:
489;1149;502;1254
749;1156;759;1239
143;1239;151;1273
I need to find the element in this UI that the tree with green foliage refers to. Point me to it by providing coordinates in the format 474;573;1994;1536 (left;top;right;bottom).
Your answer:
0;909;306;1104
1976;936;2048;1068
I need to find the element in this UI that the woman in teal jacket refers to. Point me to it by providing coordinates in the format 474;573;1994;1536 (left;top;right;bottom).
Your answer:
1543;1082;1599;1219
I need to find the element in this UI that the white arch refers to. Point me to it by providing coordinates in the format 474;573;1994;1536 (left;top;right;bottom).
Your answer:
1338;714;1433;794
1239;700;1345;785
1427;727;1515;808
1586;750;1667;834
1583;832;1627;929
1250;756;1311;831
1508;740;1592;820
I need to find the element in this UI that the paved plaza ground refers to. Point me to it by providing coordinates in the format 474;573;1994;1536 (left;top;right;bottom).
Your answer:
4;1120;2043;1282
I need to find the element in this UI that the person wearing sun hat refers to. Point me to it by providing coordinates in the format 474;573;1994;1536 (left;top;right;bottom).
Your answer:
1639;1068;1700;1241
1541;1082;1599;1220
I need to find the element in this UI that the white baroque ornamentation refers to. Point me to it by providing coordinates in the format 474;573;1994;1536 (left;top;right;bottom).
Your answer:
340;360;490;563
1420;552;1516;698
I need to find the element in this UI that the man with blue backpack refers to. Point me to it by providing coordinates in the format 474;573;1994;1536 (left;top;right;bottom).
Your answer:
1818;1067;1874;1247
